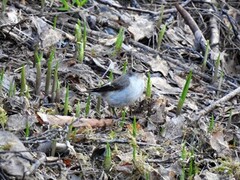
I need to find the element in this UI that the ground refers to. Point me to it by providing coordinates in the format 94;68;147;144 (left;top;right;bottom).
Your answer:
0;0;240;179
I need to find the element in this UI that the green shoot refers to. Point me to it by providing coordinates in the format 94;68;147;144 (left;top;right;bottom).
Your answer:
213;53;221;82
96;96;101;116
113;27;124;56
0;107;7;130
75;20;86;63
41;0;45;13
156;5;165;28
58;0;70;11
53;16;57;29
64;85;69;115
119;109;126;128
25;84;31;99
132;136;137;161
78;42;84;63
83;21;87;50
122;60;128;74
188;149;196;178
72;128;77;142
132;116;137;138
131;117;138;161
0;69;4;93
85;94;91;117
55;80;60;103
25;121;30;140
109;130;116;139
75;20;82;42
109;70;113;82
75;101;81;117
202;40;210;72
45;48;55;96
157;24;166;50
104;143;112;171
146;72;152;98
8;79;16;97
233;137;237;148
181;142;187;159
180;142;187;180
20;65;26;96
73;0;88;7
51;62;59;102
208;115;215;133
144;171;150;180
176;70;192;115
2;0;8;16
35;50;43;96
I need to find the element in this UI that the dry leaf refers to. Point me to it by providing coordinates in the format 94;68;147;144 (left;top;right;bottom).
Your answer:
148;55;169;76
210;129;230;156
128;15;154;41
151;77;181;93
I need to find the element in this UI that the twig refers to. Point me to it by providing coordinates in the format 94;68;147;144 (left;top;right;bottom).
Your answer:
197;86;240;119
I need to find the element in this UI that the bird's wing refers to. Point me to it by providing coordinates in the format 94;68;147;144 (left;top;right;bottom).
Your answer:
89;74;130;93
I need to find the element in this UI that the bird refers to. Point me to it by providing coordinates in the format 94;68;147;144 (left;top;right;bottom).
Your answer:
88;69;145;108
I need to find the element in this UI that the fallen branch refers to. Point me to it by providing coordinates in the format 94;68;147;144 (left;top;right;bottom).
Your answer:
197;86;240;119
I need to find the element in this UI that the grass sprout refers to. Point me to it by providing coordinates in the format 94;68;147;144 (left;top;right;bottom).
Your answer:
180;142;187;180
213;53;221;82
113;27;124;56
51;62;59;102
73;0;88;7
45;48;55;96
64;85;69;115
53;16;57;29
20;65;27;96
156;5;165;28
85;94;91;117
122;60;128;74
58;0;70;11
146;72;152;98
0;69;4;93
55;80;60;103
75;20;87;63
202;40;210;72
0;107;7;130
75;101;81;117
120;109;126;128
8;79;16;97
208;115;215;133
157;24;166;50
104;143;112;171
96;96;101;116
176;70;192;115
35;50;43;96
109;70;113;82
2;0;8;16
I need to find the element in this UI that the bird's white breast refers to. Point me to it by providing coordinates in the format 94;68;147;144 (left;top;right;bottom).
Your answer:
104;74;145;107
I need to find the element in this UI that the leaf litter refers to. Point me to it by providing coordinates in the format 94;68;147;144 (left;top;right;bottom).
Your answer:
0;0;240;179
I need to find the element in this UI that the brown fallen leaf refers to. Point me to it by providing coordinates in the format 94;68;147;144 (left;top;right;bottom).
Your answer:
37;112;113;128
209;126;230;157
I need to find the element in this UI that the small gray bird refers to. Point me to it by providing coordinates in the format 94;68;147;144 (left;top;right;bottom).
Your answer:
88;70;145;107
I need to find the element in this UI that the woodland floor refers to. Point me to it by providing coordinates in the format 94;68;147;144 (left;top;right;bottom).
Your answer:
0;0;240;180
